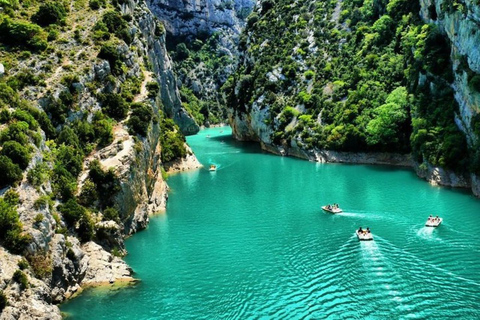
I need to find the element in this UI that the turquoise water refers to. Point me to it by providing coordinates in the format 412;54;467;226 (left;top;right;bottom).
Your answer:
62;127;480;319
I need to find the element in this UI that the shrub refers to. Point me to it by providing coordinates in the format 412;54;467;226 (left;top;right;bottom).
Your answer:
0;290;6;313
98;42;123;75
12;270;28;290
99;93;128;120
34;195;53;210
469;75;480;92
127;103;153;136
87;160;121;209
160;119;187;162
89;0;105;10
101;10;132;44
0;141;32;169
58;199;84;224
58;198;94;242
0;156;23;188
27;162;50;187
146;81;159;98
12;110;39;130
175;43;190;60
18;259;29;270
3;190;19;207
103;207;119;221
93;112;113;147
56;145;83;177
1;121;30;145
57;127;81;149
34;214;44;224
304;70;315;80
0;18;47;51
27;254;52;279
32;2;67;26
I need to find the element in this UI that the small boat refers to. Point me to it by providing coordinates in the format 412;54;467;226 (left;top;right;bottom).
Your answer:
425;217;442;227
209;164;217;172
356;229;373;241
321;205;342;214
206;134;211;138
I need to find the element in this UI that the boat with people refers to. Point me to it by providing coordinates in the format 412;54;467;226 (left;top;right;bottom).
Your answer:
209;164;217;172
425;215;442;227
356;227;373;241
321;204;342;213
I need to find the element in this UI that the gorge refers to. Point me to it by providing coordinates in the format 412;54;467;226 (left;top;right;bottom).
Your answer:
0;0;479;318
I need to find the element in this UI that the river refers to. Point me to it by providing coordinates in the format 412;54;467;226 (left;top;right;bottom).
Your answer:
61;126;480;319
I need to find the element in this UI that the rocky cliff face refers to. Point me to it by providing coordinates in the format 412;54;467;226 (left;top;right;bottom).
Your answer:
146;0;254;37
0;1;199;318
146;0;254;126
227;0;480;196
419;0;480;195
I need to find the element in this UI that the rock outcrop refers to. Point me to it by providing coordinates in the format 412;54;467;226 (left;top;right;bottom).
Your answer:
228;0;480;196
146;0;254;37
0;1;201;319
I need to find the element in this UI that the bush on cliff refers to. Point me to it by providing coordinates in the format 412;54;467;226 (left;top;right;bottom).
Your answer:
58;199;95;242
0;197;31;254
127;103;153;137
0;156;23;188
32;2;67;27
12;270;28;290
98;92;129;120
0;18;47;51
0;140;32;169
160;117;186;163
0;290;7;312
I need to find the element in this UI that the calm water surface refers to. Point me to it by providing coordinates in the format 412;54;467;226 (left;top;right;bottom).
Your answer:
62;127;480;319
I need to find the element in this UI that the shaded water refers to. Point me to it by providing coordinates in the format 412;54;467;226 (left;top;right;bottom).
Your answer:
62;127;480;319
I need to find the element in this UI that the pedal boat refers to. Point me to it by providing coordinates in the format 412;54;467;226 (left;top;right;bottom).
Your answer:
321;205;342;214
356;230;374;241
425;217;442;227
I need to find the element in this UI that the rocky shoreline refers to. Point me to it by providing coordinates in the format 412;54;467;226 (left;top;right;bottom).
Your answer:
258;140;480;197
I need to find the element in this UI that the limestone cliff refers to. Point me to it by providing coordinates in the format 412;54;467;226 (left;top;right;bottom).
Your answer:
419;0;480;195
227;0;480;196
0;0;199;318
147;0;254;126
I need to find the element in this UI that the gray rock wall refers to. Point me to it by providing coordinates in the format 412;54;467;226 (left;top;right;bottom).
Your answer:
146;0;254;36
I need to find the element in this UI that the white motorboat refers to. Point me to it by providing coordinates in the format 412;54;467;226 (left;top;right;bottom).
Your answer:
425;217;442;227
356;230;373;241
321;205;342;214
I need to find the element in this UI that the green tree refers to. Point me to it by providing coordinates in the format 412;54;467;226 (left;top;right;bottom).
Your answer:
32;2;67;26
0;156;23;188
0;141;31;169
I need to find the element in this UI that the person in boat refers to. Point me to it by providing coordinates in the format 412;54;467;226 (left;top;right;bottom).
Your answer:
327;205;332;210
358;227;363;234
435;215;439;221
428;215;433;221
366;227;370;233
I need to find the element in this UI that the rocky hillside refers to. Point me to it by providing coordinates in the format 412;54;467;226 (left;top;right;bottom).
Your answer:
225;0;480;196
148;0;254;126
0;0;200;318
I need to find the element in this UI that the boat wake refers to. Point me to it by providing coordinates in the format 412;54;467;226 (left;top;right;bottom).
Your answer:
416;227;440;241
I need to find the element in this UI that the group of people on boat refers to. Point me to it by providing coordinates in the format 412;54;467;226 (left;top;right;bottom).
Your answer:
357;227;371;235
427;215;440;222
326;204;339;210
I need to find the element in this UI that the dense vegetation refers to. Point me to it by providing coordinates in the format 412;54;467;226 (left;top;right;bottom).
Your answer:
225;0;477;174
0;0;188;257
168;32;235;126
